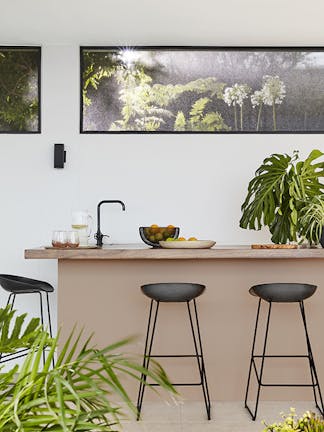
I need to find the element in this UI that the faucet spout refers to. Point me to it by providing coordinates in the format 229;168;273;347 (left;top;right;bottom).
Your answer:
96;200;126;247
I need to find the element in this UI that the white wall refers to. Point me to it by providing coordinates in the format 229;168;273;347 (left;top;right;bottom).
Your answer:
1;0;324;323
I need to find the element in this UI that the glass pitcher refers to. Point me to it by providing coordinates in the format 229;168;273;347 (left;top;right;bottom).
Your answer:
71;210;93;246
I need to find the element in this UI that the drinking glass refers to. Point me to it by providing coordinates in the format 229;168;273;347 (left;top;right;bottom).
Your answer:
67;231;79;248
71;210;93;246
52;231;68;248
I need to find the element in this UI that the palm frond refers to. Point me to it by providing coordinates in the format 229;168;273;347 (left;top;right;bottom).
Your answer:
0;312;177;432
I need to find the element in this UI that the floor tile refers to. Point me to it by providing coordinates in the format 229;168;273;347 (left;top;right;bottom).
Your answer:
120;400;320;432
121;423;148;432
180;401;211;422
138;400;182;423
144;423;182;432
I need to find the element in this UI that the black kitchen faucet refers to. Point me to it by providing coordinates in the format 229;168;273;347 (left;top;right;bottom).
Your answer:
95;200;126;247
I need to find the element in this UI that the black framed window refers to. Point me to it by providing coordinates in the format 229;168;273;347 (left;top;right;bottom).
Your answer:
80;46;324;134
0;46;41;133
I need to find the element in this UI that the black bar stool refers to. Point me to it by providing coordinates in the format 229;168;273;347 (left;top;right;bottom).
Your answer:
0;274;54;365
137;282;211;420
245;282;324;420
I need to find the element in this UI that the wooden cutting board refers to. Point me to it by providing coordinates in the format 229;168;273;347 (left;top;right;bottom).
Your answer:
44;245;99;249
251;244;298;249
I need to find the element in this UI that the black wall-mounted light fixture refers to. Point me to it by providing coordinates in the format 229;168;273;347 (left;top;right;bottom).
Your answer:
54;143;66;168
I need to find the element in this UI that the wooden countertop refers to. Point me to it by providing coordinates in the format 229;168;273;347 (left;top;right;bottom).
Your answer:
24;244;324;260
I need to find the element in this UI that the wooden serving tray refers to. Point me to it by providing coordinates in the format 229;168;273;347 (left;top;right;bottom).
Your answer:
251;244;298;249
44;245;99;250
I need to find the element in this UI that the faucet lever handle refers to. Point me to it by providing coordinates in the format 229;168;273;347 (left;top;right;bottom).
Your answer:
101;234;110;246
94;232;110;245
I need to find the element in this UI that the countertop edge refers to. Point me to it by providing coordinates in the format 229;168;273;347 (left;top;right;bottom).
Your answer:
24;245;324;260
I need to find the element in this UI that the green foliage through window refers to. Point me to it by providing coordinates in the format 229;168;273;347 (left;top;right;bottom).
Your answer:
81;47;324;133
0;47;40;133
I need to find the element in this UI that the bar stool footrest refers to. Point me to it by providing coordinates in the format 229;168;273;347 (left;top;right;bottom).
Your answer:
148;354;202;358
0;348;30;363
253;354;309;358
149;382;203;387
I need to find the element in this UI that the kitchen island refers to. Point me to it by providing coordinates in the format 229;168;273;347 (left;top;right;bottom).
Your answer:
25;244;324;401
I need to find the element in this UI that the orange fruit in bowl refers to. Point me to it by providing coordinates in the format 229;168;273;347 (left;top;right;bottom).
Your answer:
188;237;198;241
177;237;186;241
150;224;159;234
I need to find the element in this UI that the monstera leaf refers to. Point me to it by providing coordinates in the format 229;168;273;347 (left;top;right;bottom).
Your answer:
298;195;324;245
240;150;324;244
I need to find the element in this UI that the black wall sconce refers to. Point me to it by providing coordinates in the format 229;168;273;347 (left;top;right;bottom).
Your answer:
54;143;66;168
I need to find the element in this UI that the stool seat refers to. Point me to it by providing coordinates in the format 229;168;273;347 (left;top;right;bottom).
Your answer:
141;283;205;302
0;275;54;294
249;283;316;303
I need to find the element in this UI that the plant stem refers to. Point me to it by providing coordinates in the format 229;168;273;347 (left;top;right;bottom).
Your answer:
272;103;277;131
256;104;263;131
240;104;243;131
304;111;307;130
234;105;237;131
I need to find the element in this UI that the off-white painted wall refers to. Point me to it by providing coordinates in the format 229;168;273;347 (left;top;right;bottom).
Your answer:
1;0;324;323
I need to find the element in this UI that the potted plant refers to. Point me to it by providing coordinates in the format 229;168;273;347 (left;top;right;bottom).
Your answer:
262;407;324;431
0;307;176;431
240;149;324;244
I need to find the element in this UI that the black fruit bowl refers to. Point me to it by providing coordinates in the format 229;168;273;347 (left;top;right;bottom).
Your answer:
139;226;180;248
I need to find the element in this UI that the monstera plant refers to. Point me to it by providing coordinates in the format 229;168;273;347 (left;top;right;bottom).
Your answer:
0;307;176;431
240;149;324;244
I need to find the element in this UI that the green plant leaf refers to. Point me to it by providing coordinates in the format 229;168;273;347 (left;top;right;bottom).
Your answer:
240;150;324;244
298;195;324;244
0;309;177;431
240;152;292;232
0;307;42;354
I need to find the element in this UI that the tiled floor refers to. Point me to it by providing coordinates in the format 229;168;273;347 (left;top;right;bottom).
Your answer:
120;401;318;431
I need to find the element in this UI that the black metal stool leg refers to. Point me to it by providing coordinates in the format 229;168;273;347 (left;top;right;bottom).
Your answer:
244;298;261;414
0;294;16;363
187;299;211;420
136;300;160;420
193;299;212;420
245;300;272;421
137;300;154;419
299;301;324;416
6;293;16;310
38;292;46;366
45;292;55;368
46;293;53;339
299;301;318;410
